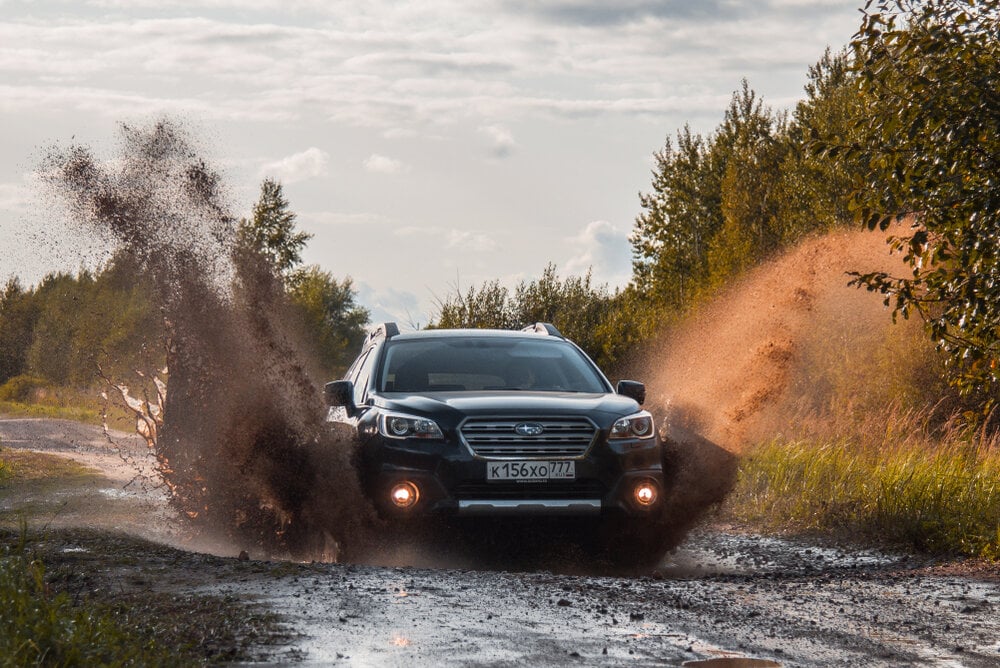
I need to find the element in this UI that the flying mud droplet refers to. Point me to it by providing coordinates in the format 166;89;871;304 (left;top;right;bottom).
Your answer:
39;119;374;559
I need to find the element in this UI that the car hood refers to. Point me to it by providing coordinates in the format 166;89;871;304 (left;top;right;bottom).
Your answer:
374;391;641;427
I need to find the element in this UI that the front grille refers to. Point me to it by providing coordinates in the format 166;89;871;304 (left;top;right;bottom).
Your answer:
460;417;597;458
454;480;606;500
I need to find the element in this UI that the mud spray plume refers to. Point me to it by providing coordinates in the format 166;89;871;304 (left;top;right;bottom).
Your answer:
40;119;372;559
637;225;920;452
621;226;924;544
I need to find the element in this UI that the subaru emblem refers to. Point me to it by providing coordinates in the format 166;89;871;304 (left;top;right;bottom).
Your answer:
515;422;544;436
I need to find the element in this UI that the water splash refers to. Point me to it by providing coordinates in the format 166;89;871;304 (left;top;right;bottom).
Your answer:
41;119;373;559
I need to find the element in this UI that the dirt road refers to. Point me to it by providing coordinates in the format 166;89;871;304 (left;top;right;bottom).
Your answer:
2;417;998;666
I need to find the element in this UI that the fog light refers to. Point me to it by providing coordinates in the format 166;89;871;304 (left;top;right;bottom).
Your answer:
633;480;658;506
390;481;419;509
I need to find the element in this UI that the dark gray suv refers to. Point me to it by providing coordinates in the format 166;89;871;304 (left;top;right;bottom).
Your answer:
325;323;668;535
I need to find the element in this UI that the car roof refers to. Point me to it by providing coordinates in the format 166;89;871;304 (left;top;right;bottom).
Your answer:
389;328;563;342
358;322;567;353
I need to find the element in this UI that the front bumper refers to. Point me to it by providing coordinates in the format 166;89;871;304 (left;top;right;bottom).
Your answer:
361;436;665;518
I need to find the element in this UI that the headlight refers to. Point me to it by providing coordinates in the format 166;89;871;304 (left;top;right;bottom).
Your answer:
609;411;655;440
378;412;444;440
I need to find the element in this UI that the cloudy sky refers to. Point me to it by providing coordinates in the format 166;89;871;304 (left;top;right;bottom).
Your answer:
1;0;862;326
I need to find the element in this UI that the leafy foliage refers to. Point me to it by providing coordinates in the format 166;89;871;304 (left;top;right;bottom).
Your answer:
0;256;162;388
235;178;369;376
631;125;719;309
0;537;176;666
0;279;37;383
708;81;789;283
0;179;367;390
631;68;864;317
236;178;312;282
781;49;867;233
432;265;633;371
434;279;518;331
847;0;1000;419
433;67;870;374
288;267;370;375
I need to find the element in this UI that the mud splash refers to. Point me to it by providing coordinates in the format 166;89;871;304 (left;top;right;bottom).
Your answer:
40;120;372;559
610;226;924;548
639;225;917;452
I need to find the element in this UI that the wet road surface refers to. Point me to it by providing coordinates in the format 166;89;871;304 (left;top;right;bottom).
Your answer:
2;417;999;666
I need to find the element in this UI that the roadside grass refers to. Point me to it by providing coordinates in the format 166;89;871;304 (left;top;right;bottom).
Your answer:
1;527;180;667
0;437;9;485
0;373;144;431
0;398;104;426
725;408;1000;559
1;526;290;666
0;445;293;664
0;451;290;666
0;449;101;485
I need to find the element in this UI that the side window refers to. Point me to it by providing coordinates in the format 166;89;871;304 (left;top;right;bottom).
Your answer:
343;352;366;382
353;348;378;406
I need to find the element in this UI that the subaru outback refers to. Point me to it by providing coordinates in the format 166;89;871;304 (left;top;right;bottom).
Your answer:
325;322;670;538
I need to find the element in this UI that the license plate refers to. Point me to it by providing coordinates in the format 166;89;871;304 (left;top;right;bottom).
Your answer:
486;460;576;481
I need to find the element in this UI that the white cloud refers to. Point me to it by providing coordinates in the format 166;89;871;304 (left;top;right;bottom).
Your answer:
363;153;407;175
446;229;495;252
480;124;516;158
563;220;632;288
305;210;392;227
394;225;496;253
258;147;329;183
383;127;418;139
0;2;864;311
0;3;858;132
0;180;31;214
355;281;426;329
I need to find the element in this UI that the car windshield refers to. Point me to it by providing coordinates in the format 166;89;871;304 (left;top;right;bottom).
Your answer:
379;337;609;393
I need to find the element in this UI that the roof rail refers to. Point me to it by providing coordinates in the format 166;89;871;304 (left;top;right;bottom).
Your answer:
521;322;563;338
366;322;400;347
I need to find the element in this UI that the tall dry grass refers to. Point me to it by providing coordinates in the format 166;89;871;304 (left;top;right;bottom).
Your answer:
726;405;1000;559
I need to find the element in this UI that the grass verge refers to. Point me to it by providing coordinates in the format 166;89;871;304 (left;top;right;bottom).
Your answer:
1;445;293;664
725;415;1000;559
0;438;9;485
1;528;179;666
0;376;139;431
0;526;293;666
0;449;101;485
0;400;103;426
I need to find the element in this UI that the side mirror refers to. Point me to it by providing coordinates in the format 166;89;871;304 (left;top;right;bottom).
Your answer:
616;380;646;405
325;380;355;411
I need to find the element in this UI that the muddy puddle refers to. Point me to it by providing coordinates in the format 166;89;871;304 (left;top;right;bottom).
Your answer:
0;417;233;555
4;417;999;666
203;531;997;667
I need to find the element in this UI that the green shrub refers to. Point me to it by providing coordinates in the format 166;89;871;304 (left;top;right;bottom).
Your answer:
0;375;53;403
